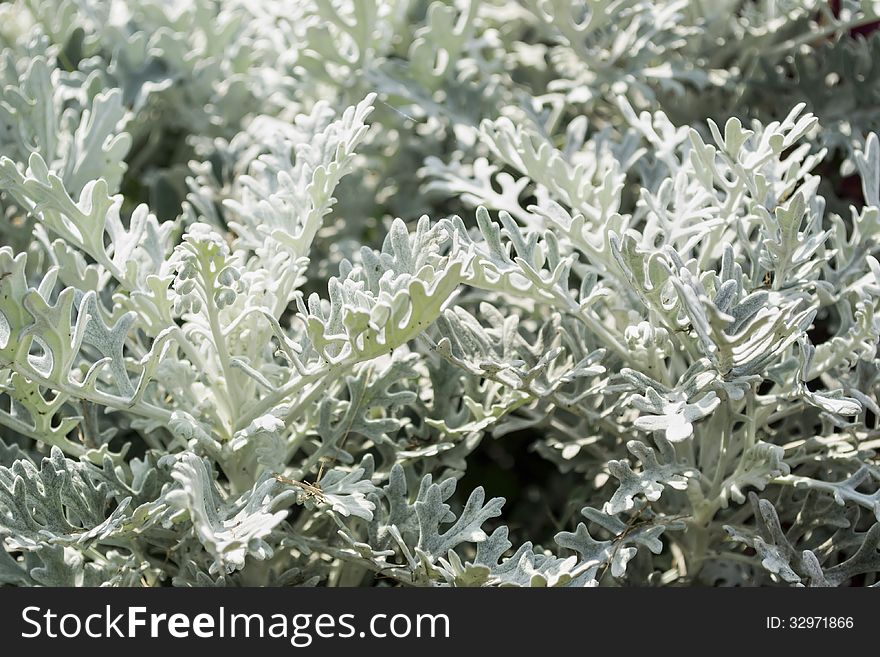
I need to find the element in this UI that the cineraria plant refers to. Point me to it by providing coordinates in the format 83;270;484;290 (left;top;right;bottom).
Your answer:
1;0;880;587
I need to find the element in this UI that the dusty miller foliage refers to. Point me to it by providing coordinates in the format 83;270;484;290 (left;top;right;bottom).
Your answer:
1;0;880;588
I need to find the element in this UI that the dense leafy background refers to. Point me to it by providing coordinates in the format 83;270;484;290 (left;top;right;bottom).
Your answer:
1;0;880;587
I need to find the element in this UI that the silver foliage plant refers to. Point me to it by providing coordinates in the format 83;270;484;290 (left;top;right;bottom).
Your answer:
1;0;880;587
